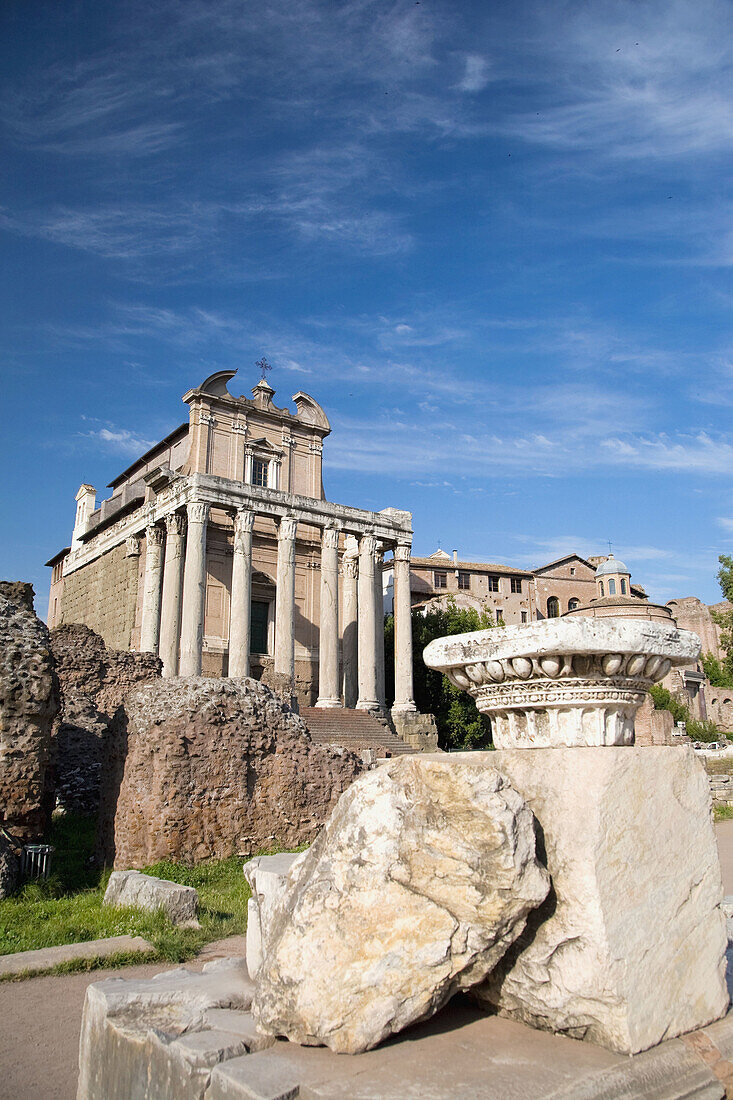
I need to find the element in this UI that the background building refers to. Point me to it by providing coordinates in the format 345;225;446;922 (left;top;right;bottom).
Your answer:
46;370;416;717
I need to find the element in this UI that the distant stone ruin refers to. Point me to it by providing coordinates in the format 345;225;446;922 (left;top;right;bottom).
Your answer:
98;676;365;868
0;582;59;842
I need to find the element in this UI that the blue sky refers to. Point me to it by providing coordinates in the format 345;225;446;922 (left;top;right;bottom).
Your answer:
2;0;732;617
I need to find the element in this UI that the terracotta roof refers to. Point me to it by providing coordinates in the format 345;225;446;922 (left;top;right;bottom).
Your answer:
532;554;596;574
408;557;532;577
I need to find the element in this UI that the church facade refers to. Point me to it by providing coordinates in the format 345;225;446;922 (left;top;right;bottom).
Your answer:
47;370;416;716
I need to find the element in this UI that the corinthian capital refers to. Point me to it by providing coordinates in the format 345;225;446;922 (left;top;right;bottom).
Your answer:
146;524;164;547
321;526;340;550
278;516;298;542
165;512;186;537
187;501;210;525
394;542;412;563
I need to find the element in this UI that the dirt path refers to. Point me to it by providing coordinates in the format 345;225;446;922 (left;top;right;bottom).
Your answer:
0;936;245;1100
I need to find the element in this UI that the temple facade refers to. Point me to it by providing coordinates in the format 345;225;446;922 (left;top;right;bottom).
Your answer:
46;370;416;716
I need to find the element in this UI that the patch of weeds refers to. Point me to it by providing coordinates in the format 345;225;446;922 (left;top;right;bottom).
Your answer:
714;804;733;823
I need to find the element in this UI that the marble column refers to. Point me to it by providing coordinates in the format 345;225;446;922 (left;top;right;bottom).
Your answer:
356;533;379;711
229;508;255;678
316;526;341;708
179;502;209;677
274;515;298;684
158;513;186;677
392;541;417;712
341;540;359;709
139;524;165;653
373;543;386;709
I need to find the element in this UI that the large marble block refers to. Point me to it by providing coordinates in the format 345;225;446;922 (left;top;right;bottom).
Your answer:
252;756;550;1054
449;746;729;1054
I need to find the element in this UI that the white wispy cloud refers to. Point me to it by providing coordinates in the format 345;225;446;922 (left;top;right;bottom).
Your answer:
84;427;157;456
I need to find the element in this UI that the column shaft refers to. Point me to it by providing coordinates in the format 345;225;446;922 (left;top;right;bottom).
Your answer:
357;534;379;710
229;509;255;678
179;502;209;677
392;542;417;712
139;525;165;653
341;543;359;709
374;545;386;708
316;526;341;708
274;516;298;684
158;513;185;676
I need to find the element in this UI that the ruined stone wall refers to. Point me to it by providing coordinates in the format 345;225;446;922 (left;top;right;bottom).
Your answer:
98;677;364;868
59;544;140;652
50;624;161;814
0;582;59;839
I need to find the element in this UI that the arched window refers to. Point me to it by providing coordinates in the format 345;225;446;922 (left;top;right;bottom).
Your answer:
620;579;627;595
547;596;560;618
599;581;604;596
568;597;580;611
608;579;617;595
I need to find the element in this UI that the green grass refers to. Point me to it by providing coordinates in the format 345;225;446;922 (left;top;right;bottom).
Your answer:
0;812;258;970
714;804;733;823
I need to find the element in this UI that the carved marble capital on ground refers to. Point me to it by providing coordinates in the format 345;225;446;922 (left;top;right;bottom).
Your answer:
423;618;700;748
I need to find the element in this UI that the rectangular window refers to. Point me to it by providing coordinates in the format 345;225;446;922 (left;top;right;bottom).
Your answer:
251;458;268;488
434;571;447;588
521;611;528;623
496;609;504;624
458;571;470;590
250;600;269;654
487;576;499;592
510;577;522;593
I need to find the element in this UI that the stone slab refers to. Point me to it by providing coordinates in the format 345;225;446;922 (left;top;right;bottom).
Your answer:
0;934;154;977
76;957;733;1100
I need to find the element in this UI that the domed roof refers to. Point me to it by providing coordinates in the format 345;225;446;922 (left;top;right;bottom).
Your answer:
595;554;630;577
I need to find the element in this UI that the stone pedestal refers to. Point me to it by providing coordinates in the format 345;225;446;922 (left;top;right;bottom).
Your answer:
447;746;728;1054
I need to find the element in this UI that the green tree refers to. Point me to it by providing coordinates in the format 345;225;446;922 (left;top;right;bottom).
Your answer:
384;598;495;751
712;555;733;686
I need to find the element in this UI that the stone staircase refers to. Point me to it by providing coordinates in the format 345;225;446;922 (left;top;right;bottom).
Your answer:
300;707;414;758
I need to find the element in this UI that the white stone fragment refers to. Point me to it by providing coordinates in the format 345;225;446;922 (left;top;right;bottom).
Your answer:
251;755;550;1054
461;746;730;1054
243;853;307;980
103;869;200;926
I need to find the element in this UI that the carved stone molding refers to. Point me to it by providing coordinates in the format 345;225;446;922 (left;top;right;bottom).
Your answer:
124;535;140;557
424;618;701;749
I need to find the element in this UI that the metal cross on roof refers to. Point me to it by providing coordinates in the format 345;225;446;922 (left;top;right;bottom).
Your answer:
255;357;272;381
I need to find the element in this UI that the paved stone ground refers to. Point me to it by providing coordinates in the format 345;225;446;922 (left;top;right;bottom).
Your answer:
2;823;733;1100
